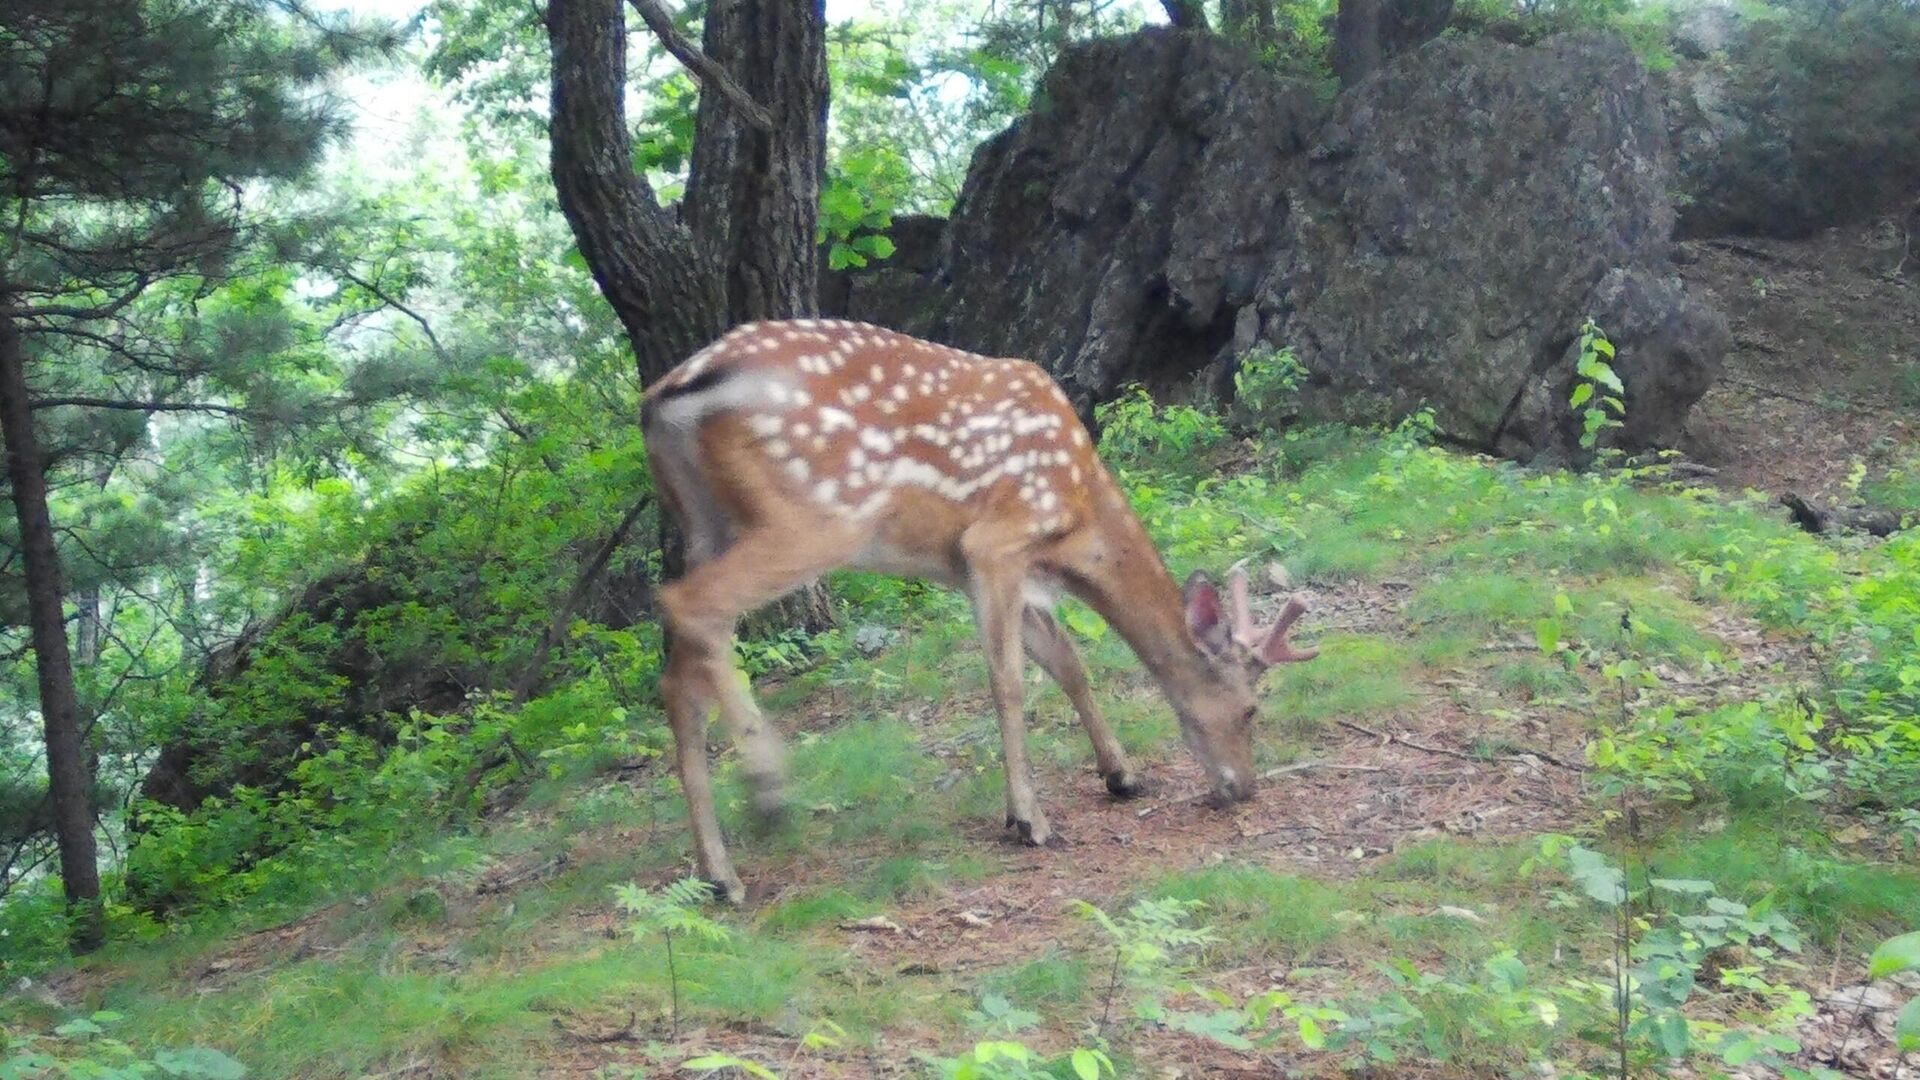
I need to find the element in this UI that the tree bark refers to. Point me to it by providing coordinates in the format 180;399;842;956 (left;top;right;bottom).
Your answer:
547;0;726;383
1334;0;1452;87
547;0;835;632
1333;0;1384;86
0;306;104;954
1159;0;1210;29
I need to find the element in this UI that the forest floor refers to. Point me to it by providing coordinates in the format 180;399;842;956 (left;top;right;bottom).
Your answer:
1679;221;1920;512
9;227;1920;1079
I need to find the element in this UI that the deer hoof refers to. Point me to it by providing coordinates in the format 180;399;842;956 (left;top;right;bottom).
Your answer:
1104;770;1146;799
706;873;748;906
748;791;791;835
1013;816;1052;847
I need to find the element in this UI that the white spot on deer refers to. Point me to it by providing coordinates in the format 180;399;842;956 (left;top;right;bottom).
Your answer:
1039;491;1058;511
765;438;791;459
859;429;896;454
1072;428;1090;447
819;406;856;432
902;363;917;377
869;364;885;383
851;384;872;403
791;421;813;439
746;414;783;437
814;479;839;503
1007;454;1026;474
786;459;809;482
1069;464;1083;483
891;384;910;402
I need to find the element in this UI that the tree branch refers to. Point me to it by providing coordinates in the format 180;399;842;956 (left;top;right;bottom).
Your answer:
338;270;450;363
28;396;247;416
625;0;775;133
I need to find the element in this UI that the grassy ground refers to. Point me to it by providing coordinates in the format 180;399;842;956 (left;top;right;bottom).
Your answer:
7;427;1919;1079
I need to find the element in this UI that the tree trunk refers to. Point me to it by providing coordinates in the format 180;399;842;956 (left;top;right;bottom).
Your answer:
1221;0;1277;53
547;0;725;384
1334;0;1452;87
1159;0;1209;29
547;0;835;633
1333;0;1384;85
0;307;104;955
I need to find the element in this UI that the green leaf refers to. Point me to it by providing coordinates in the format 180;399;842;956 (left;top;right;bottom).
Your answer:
1593;338;1615;357
153;1047;249;1080
1535;618;1561;655
1655;1012;1691;1057
682;1054;779;1079
54;1018;105;1039
1483;952;1527;994
1071;1047;1105;1080
1651;878;1717;896
1297;1014;1326;1049
1569;382;1594;407
1869;932;1920;979
1896;996;1920;1053
1568;845;1626;905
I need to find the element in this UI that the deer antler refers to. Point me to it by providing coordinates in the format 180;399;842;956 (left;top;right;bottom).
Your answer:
1226;560;1318;665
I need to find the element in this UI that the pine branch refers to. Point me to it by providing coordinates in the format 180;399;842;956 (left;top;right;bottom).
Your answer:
28;396;248;417
624;0;775;132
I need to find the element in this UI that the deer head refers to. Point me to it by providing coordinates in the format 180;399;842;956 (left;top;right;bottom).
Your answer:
1177;561;1319;804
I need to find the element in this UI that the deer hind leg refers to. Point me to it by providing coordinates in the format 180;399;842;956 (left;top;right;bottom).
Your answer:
657;523;863;902
1021;606;1143;798
960;526;1050;846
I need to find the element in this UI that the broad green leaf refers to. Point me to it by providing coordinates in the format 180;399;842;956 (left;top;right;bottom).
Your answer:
1484;952;1527;994
1569;383;1594;407
1897;997;1920;1053
1297;1014;1326;1049
1070;1047;1105;1080
1535;618;1560;655
54;1019;105;1039
1655;1012;1691;1057
1869;932;1920;979
153;1047;248;1080
1651;878;1717;895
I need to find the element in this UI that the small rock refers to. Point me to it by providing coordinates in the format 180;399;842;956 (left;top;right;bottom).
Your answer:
1433;905;1487;923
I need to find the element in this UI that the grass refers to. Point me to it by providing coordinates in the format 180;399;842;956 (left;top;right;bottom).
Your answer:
11;426;1920;1079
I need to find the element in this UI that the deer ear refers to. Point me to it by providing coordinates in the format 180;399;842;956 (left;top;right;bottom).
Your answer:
1182;571;1234;657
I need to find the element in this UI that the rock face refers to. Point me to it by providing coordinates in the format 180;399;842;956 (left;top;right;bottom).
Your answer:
1661;2;1920;239
835;28;1726;459
922;29;1325;417
1266;34;1727;458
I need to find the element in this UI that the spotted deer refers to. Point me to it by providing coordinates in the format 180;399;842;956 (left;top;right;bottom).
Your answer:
641;319;1318;902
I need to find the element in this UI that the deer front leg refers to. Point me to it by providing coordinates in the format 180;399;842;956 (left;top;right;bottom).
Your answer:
963;536;1050;845
1022;606;1143;798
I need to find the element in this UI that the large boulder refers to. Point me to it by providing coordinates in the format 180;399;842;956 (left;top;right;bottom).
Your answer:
1661;0;1920;239
842;28;1726;458
919;29;1325;416
1264;33;1727;457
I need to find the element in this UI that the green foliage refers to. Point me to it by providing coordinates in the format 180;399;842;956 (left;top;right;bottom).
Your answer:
1869;932;1920;1054
1230;345;1309;428
616;879;732;946
4;1012;246;1079
819;147;908;270
1093;386;1229;464
1570;317;1625;451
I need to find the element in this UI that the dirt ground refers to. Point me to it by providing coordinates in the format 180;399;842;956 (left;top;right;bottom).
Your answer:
1678;223;1920;505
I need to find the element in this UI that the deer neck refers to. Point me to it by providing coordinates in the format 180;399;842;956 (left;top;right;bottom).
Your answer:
1070;497;1223;714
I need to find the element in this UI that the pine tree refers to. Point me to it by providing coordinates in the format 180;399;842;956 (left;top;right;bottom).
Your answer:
0;0;385;953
